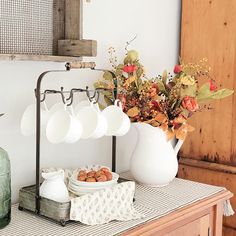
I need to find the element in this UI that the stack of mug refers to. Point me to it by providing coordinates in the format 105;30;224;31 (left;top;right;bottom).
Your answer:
21;99;130;143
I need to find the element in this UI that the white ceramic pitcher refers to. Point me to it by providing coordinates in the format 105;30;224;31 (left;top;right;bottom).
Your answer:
40;169;69;202
130;122;184;187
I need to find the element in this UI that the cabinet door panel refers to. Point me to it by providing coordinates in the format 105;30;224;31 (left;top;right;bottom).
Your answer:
164;214;210;236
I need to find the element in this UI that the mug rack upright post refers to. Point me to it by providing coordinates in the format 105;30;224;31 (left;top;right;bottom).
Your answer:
34;61;118;215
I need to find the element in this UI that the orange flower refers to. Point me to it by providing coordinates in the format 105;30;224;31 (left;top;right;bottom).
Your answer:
182;96;199;112
148;83;159;98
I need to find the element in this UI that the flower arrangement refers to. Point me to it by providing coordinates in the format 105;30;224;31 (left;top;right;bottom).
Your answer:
94;48;233;140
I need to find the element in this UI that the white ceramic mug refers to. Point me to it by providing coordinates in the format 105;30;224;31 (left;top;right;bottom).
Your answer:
77;102;108;139
102;99;131;136
46;105;83;144
48;102;65;117
74;100;91;115
21;102;49;136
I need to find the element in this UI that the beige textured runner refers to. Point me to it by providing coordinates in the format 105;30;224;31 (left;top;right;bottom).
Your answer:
1;177;231;236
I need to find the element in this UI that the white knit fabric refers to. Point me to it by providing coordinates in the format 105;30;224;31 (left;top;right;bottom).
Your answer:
70;182;145;225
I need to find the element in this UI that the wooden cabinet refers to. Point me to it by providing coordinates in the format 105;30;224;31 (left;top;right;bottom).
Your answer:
165;214;210;236
178;0;236;234
122;190;232;236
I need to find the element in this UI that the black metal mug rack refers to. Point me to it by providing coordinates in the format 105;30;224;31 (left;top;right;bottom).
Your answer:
34;61;118;215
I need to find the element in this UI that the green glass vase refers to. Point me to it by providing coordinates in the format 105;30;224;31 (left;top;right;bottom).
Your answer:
0;147;11;229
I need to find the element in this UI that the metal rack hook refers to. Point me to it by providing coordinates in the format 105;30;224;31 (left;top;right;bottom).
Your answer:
34;88;47;103
93;89;100;103
66;88;84;106
85;86;93;102
86;87;100;103
60;87;66;104
66;89;74;106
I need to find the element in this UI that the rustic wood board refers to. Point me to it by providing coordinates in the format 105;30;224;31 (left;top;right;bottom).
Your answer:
58;40;97;57
180;0;236;165
0;54;82;62
53;0;65;55
65;0;83;39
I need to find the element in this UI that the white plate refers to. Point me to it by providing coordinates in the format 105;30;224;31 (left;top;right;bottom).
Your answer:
69;180;117;191
68;186;86;196
68;183;117;196
68;180;110;191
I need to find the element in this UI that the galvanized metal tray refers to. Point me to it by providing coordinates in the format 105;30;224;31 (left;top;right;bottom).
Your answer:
18;178;129;226
19;185;70;226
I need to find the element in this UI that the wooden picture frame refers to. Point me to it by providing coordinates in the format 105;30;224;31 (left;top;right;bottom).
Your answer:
0;0;97;62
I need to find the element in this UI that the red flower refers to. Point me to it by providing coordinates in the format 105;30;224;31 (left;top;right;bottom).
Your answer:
182;96;199;112
123;65;137;73
209;79;217;91
173;64;182;74
151;100;160;110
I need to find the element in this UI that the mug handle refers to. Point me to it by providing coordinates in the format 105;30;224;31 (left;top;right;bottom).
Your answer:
68;106;75;116
43;101;49;112
114;99;123;110
90;100;100;112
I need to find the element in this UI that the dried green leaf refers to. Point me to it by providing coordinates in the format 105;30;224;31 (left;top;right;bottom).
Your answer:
180;108;190;118
211;89;234;99
98;103;106;110
102;90;113;100
94;81;108;89
180;84;197;98
196;83;212;103
104;95;113;106
103;71;113;81
115;64;124;77
124;50;139;64
136;67;144;78
156;79;166;93
162;70;168;85
197;83;234;103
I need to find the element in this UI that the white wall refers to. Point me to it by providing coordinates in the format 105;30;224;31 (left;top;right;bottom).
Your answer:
0;0;181;203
